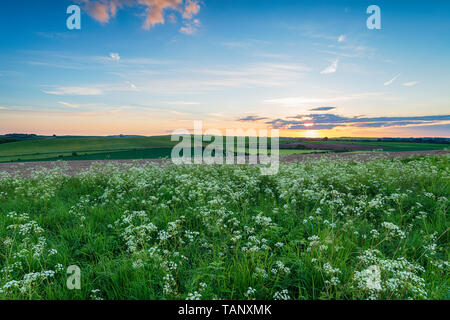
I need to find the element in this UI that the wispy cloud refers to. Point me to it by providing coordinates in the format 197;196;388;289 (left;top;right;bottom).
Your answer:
337;35;346;43
384;74;400;86
34;32;75;39
58;101;79;108
292;24;340;42
179;18;201;35
43;80;142;96
220;39;271;50
44;87;103;96
320;58;339;74
309;106;336;111
238;115;269;121
403;81;419;87
164;101;200;105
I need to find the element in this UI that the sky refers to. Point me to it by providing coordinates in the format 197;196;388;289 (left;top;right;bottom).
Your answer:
0;0;449;138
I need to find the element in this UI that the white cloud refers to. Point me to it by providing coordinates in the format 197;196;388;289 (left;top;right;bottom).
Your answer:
384;74;400;86
403;81;419;87
320;58;339;74
109;52;120;61
44;87;103;96
126;81;138;91
338;35;346;43
58;101;79;108
0;106;7;110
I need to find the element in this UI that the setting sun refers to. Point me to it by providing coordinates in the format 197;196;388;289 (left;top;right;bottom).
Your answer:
304;130;322;138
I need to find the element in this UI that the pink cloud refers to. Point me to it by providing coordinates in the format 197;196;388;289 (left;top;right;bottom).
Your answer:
180;18;200;35
78;0;202;32
87;1;111;23
183;0;201;19
138;0;183;29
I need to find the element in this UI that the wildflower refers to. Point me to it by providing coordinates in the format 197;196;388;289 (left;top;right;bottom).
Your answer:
273;289;290;300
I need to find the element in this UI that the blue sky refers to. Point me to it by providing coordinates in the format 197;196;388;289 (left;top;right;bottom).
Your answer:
0;0;449;137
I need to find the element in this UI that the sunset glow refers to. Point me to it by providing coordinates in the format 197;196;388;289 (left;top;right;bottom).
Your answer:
0;1;449;137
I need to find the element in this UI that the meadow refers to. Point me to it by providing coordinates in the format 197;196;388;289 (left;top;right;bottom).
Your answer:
0;154;448;300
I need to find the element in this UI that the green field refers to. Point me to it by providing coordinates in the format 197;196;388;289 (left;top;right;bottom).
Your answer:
0;136;448;163
0;136;178;162
0;136;323;163
0;155;448;299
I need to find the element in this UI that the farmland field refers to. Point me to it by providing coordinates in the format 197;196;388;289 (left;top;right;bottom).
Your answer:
0;136;178;162
0;136;448;163
296;140;450;152
0;154;448;300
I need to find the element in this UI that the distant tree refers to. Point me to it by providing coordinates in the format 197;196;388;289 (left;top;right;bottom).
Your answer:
323;137;329;141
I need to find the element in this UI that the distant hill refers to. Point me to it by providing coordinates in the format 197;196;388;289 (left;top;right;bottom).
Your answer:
0;135;448;163
107;135;146;138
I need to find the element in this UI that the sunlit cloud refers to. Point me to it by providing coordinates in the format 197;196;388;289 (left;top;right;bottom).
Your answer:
183;0;201;19
78;0;202;33
338;34;346;43
180;18;201;34
264;113;450;130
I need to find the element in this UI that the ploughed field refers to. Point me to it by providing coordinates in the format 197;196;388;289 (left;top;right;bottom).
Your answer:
0;154;448;300
279;142;381;151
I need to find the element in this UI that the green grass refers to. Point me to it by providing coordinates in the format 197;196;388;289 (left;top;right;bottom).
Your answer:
0;155;448;300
